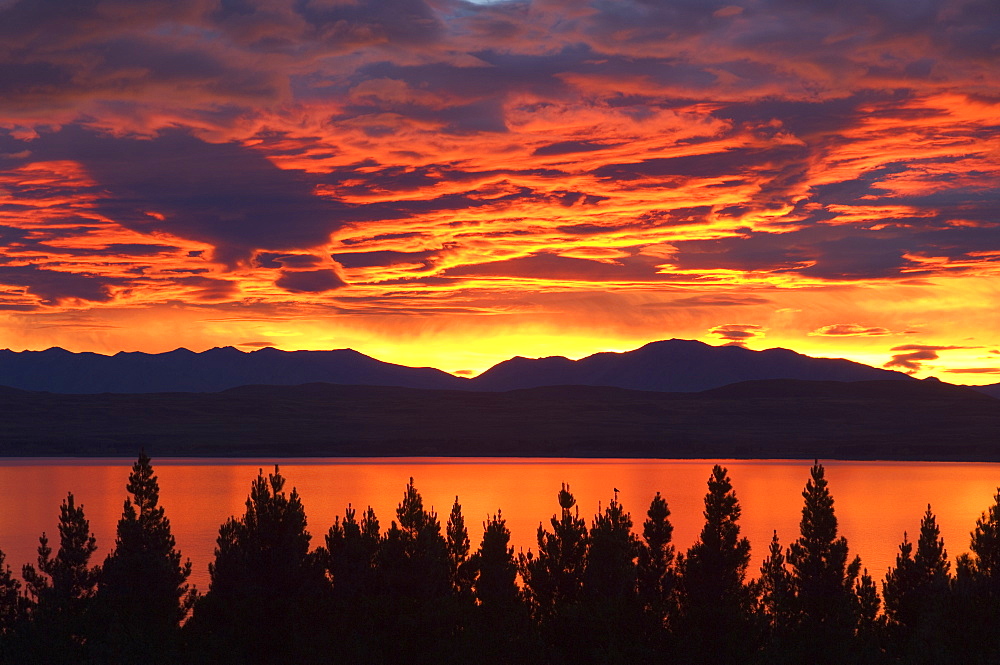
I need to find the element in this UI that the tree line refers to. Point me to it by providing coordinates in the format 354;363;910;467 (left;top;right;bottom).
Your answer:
1;455;1000;664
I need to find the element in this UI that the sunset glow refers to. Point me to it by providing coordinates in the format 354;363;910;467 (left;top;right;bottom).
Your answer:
1;0;998;380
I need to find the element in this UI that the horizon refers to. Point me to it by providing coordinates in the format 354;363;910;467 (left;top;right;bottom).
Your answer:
1;336;994;386
0;1;998;385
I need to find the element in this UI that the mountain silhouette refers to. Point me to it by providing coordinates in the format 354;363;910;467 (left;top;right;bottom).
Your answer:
0;338;979;395
0;346;465;393
467;339;914;392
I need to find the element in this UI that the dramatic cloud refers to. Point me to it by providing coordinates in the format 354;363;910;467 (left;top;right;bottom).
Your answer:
708;324;766;347
275;269;348;293
0;0;997;377
809;324;894;337
883;345;969;374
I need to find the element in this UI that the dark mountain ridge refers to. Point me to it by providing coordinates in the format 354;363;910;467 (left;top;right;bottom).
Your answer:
470;339;915;392
0;345;464;393
0;338;934;395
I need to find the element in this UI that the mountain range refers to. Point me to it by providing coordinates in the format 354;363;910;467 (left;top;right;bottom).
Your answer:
6;338;993;395
0;338;997;459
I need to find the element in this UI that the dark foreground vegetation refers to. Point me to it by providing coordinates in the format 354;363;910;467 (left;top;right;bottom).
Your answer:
1;379;999;459
2;456;1000;664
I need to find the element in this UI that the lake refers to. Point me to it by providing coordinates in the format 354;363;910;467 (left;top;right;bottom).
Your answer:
1;458;997;592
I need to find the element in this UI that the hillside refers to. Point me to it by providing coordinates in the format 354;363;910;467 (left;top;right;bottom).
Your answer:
0;379;996;461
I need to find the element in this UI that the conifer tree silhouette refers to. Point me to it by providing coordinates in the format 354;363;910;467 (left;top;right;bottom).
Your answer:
584;495;639;601
325;503;378;601
785;462;867;664
365;478;454;663
447;496;474;597
472;511;520;611
91;453;195;664
519;483;589;620
393;477;450;600
580;494;645;663
637;491;675;623
21;493;100;665
323;503;381;661
954;488;1000;661
883;503;951;663
676;465;753;664
757;529;795;655
467;512;530;663
0;547;28;663
188;466;327;665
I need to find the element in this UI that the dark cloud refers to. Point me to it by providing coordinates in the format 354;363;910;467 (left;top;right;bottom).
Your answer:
533;140;622;156
593;146;808;181
809;324;894;337
17;125;349;265
173;276;239;301
0;264;121;305
712;92;906;138
444;251;669;282
292;0;443;47
665;220;994;280
883;344;968;373
254;253;324;269
340;232;429;246
275;269;347;293
332;249;441;270
708;323;766;347
100;243;181;256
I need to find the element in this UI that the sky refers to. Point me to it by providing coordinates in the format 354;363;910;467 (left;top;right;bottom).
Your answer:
0;0;998;381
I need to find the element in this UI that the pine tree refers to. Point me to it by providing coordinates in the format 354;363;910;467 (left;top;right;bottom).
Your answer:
187;466;327;665
467;512;529;663
471;512;520;611
584;494;639;601
325;503;378;601
757;529;794;655
676;465;753;664
0;547;27;660
519;483;589;620
637;491;675;621
365;479;455;662
21;493;100;664
323;503;382;661
447;496;474;597
953;489;1000;661
883;532;918;624
91;453;195;663
883;505;950;647
580;494;645;662
960;489;1000;587
393;477;450;601
785;462;864;663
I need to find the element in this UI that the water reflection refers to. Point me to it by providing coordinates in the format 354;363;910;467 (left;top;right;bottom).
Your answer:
0;458;996;592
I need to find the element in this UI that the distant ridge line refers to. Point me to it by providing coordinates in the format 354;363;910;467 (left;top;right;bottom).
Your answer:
0;339;995;397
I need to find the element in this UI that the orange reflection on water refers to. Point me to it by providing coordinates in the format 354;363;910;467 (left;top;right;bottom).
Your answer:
0;458;997;593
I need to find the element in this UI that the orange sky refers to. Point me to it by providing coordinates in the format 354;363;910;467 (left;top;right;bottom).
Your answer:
0;0;998;382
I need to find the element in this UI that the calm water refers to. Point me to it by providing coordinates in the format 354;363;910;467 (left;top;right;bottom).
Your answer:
1;458;997;592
